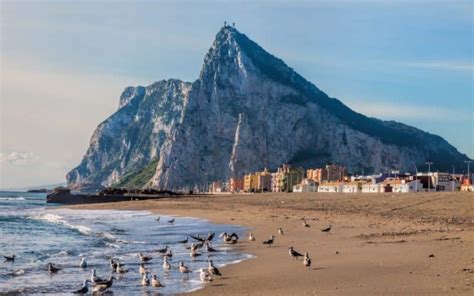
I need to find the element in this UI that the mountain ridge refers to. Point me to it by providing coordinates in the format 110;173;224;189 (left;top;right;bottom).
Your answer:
67;25;471;190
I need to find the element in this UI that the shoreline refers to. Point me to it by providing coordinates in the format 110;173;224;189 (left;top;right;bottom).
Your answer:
64;192;474;295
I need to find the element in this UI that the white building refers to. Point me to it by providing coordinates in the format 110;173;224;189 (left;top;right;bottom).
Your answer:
383;179;422;193
293;179;318;193
342;182;362;193
361;183;382;193
318;182;343;193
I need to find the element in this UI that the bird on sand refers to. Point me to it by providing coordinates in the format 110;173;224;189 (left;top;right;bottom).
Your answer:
262;235;275;247
79;257;87;268
94;276;116;288
116;264;128;274
109;259;118;271
139;262;147;275
72;279;90;294
139;252;153;262
142;271;150;286
163;257;171;270
167;218;175;223
303;252;312;268
321;224;332;232
90;269;105;283
205;242;219;253
220;232;239;244
199;268;213;283
178;237;188;244
288;246;304;260
303;219;311;228
92;283;109;294
190;249;202;258
157;246;169;254
48;263;61;273
248;232;256;241
152;274;165;288
208;260;222;276
156;216;160;222
278;228;284;235
179;261;191;274
4;255;15;262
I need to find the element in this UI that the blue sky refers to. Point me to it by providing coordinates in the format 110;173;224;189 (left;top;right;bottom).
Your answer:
1;0;473;188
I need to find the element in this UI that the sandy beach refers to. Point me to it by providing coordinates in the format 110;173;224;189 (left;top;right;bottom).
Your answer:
66;192;474;295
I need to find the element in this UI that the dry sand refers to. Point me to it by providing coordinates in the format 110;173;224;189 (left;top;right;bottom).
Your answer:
67;192;474;295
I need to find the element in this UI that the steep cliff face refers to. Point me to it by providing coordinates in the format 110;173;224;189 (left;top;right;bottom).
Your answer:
68;26;470;190
67;79;191;188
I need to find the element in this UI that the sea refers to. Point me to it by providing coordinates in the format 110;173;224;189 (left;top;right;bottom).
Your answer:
0;191;252;295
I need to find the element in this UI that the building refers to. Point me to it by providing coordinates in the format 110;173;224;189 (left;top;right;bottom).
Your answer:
273;164;305;192
293;179;318;193
307;165;346;183
229;177;244;192
361;182;382;193
243;173;259;192
342;182;363;193
318;182;343;193
256;169;272;192
460;178;473;192
382;179;421;193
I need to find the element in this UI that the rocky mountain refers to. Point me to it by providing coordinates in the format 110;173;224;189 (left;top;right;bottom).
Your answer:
67;25;471;190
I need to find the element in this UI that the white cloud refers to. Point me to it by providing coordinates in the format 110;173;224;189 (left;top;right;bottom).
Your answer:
0;151;39;166
399;61;473;72
344;99;472;122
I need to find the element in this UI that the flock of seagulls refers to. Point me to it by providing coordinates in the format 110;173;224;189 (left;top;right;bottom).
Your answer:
3;215;331;293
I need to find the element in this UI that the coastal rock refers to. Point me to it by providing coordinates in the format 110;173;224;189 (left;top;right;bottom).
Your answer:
67;26;471;190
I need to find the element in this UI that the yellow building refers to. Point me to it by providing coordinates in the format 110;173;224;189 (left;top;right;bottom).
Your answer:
243;173;259;192
273;164;305;192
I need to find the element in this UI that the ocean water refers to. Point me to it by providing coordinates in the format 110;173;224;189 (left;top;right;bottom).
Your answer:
0;191;252;295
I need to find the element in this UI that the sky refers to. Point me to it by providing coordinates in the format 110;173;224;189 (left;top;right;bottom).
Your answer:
0;0;473;188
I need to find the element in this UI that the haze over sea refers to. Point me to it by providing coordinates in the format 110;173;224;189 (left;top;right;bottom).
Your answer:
0;191;250;295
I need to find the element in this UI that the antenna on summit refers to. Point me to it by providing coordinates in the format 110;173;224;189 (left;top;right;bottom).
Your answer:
224;21;227;27
232;22;235;27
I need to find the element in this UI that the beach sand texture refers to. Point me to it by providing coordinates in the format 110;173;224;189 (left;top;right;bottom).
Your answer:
67;192;474;295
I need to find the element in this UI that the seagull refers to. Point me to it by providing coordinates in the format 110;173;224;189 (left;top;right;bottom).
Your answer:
4;255;15;262
167;218;175;223
178;237;188;244
303;219;311;228
79;257;87;268
190;234;204;242
156;216;161;222
199;268;213;283
92;284;108;294
262;235;275;247
163;256;171;270
139;263;147;275
164;249;173;258
220;232;239;244
205;242;219;252
288;246;304;260
303;252;312;268
190;243;199;252
278;228;284;235
142;271;150;286
190;249;202;258
72;279;90;294
90;269;105;283
248;232;256;241
151;274;165;288
208;260;222;276
48;263;61;273
116;264;128;274
139;252;153;262
206;232;215;242
179;261;191;274
321;224;332;232
94;276;116;288
157;246;169;254
109;259;118;271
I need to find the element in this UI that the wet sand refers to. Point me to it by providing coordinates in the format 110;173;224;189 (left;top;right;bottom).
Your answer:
67;192;474;295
